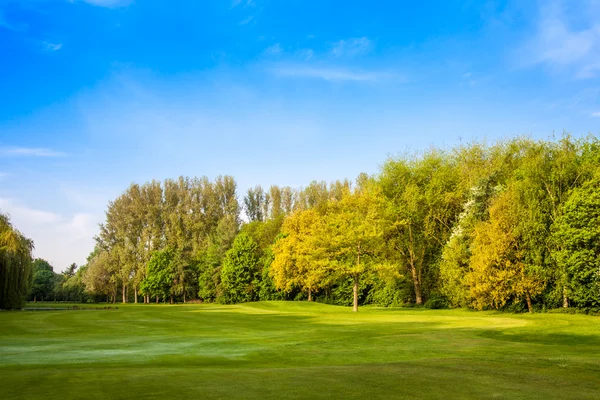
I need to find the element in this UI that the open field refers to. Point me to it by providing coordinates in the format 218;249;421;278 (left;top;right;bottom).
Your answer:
1;302;600;399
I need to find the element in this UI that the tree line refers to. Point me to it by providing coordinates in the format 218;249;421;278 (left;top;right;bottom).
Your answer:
1;134;599;312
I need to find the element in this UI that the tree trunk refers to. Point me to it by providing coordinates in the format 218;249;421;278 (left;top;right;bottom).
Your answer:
308;288;312;302
170;295;173;304
526;292;533;313
563;286;569;308
353;277;359;312
409;265;423;305
122;283;127;303
134;286;138;304
183;291;186;304
156;295;159;304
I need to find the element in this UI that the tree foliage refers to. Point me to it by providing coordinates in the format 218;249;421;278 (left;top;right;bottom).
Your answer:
0;213;33;309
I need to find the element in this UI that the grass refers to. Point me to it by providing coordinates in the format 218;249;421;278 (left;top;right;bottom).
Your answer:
1;302;600;399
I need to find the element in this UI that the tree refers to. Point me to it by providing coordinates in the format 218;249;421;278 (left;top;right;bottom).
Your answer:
0;213;34;309
380;150;462;305
320;184;388;311
553;174;600;310
244;186;266;222
65;263;77;279
467;188;545;312
83;250;117;303
141;248;176;303
220;233;261;304
271;209;327;302
440;177;500;307
29;259;57;302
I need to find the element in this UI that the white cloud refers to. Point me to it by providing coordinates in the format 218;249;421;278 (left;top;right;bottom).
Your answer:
519;1;600;78
0;198;61;224
239;15;254;25
43;42;63;52
0;147;66;157
270;64;387;82
0;172;9;181
0;197;99;270
78;0;133;8
263;43;282;55
331;37;372;57
591;111;600;117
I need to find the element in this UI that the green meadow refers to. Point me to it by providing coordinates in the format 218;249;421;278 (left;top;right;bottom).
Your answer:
1;302;599;399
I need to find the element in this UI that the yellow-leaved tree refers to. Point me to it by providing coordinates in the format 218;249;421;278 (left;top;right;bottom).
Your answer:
271;209;328;301
467;187;544;312
320;183;389;312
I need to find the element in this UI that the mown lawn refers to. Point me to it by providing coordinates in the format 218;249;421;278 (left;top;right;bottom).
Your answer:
1;302;599;399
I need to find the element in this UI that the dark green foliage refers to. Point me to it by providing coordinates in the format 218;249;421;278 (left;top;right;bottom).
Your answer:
424;292;449;309
553;175;600;310
141;249;176;302
197;245;222;302
219;234;261;303
28;259;61;302
258;249;285;301
367;275;413;307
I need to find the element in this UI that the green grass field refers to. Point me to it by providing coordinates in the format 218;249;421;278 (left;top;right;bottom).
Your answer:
1;302;599;399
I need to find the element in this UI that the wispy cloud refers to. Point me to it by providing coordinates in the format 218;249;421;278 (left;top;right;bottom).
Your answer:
263;43;282;55
0;11;13;31
77;0;133;8
0;198;61;224
519;1;600;78
0;10;27;32
231;0;254;8
239;15;254;25
270;64;387;82
591;111;600;117
43;42;63;51
295;48;314;61
331;37;372;57
0;147;66;157
0;172;9;181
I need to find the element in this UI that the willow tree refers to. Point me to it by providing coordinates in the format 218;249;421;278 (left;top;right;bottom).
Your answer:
0;213;34;309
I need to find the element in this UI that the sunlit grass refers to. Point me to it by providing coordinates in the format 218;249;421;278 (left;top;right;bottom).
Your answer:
1;302;599;399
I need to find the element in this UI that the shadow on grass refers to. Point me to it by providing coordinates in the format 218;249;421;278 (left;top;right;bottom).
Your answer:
477;330;600;347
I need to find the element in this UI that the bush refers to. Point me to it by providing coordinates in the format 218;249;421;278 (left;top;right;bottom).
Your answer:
424;293;449;309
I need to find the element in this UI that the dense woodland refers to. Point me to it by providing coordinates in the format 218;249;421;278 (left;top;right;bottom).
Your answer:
2;135;600;312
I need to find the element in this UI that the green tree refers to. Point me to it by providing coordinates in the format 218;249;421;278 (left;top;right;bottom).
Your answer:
380;150;462;305
553;174;600;310
141;248;176;303
29;259;57;302
244;186;266;222
220;233;260;304
0;213;34;309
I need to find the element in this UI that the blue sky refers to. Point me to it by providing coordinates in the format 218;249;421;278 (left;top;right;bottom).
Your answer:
1;0;599;270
